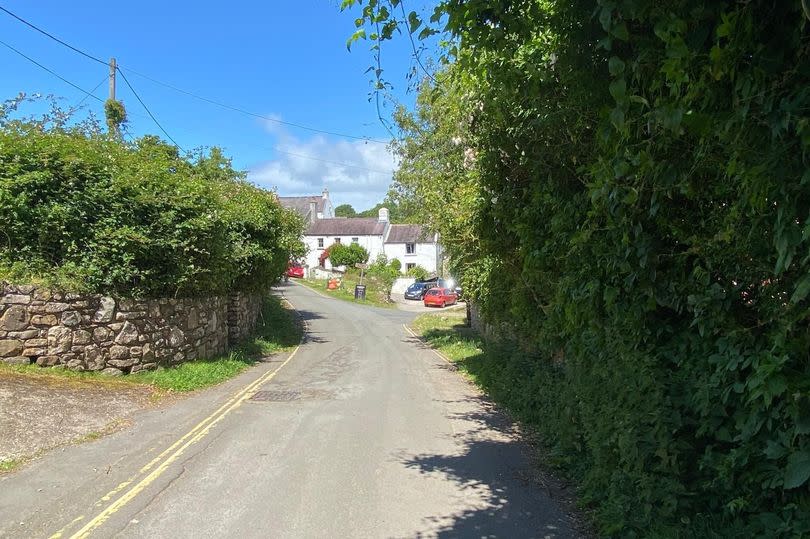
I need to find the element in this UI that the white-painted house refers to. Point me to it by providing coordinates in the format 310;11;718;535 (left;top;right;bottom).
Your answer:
280;190;441;275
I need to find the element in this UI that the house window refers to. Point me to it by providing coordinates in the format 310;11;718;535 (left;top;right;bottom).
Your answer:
351;237;359;245
406;263;416;271
406;243;415;254
334;238;341;244
317;238;324;249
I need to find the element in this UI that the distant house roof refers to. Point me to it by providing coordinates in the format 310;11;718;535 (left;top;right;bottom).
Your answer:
385;224;434;244
306;218;386;236
278;196;325;221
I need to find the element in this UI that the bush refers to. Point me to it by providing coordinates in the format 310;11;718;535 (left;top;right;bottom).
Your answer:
0;108;305;297
361;0;810;535
328;243;369;268
389;258;402;271
405;265;428;280
368;254;398;302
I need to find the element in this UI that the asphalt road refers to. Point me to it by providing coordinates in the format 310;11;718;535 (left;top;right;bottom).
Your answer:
0;282;580;538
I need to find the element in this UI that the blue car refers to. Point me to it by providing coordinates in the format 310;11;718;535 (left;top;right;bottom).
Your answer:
404;282;435;300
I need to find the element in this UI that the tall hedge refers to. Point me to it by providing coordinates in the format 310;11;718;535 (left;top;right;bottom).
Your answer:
349;0;810;535
0;119;305;297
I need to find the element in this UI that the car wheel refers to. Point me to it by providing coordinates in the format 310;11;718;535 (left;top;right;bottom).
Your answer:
441;301;446;308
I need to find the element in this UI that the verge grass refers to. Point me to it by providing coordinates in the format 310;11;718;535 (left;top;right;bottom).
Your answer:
0;458;22;474
0;294;302;393
297;271;395;309
410;308;484;363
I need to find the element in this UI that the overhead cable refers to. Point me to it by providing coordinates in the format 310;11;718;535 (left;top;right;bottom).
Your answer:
116;67;184;151
0;38;103;102
0;5;107;65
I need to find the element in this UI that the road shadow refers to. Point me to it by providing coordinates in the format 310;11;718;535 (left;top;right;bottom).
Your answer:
396;395;587;538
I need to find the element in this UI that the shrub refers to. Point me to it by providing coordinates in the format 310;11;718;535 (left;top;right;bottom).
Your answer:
389;258;402;271
352;0;810;535
327;243;369;268
0;109;304;297
405;265;428;280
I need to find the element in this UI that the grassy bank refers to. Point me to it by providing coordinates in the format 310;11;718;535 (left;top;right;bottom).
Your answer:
0;294;302;393
297;271;395;309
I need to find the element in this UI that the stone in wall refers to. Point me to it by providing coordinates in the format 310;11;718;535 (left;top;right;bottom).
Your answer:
0;283;258;375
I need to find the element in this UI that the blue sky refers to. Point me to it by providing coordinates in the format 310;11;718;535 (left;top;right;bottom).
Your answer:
0;0;434;210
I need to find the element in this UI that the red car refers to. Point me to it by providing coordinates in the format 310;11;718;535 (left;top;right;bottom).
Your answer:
423;287;458;308
286;263;305;279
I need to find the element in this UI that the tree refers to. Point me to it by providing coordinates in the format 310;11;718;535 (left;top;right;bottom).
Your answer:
344;0;810;535
328;243;369;268
334;204;357;217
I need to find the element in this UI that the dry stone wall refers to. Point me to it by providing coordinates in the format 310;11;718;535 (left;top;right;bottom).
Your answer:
0;284;262;375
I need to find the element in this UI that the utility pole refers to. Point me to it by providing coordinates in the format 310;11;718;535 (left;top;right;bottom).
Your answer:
108;57;116;101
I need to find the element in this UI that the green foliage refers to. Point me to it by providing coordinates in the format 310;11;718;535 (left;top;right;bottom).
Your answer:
389;258;402;271
334;203;357;217
0;109;305;297
367;253;399;301
103;98;127;136
357;195;419;223
327;242;369;267
346;0;810;536
406;264;428;280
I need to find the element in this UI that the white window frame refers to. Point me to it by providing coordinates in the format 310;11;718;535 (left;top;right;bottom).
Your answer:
317;238;324;249
406;242;415;254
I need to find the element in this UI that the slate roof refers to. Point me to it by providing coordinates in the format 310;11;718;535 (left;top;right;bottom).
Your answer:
305;218;387;236
278;196;325;220
385;224;435;244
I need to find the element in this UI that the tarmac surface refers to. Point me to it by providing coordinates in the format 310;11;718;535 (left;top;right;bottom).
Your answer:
0;282;580;538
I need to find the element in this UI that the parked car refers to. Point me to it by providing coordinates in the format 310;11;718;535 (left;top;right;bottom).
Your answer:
404;281;436;300
423;287;458;308
422;277;463;299
286;262;305;279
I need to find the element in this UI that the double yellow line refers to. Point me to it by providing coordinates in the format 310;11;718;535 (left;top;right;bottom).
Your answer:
51;298;305;539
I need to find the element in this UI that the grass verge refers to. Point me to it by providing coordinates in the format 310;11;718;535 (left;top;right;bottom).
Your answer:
410;308;483;363
297;271;395;309
0;458;22;474
0;294;302;393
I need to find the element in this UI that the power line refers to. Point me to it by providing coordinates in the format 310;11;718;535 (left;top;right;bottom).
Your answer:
0;4;390;145
0;38;103;103
1;36;392;172
71;76;107;110
0;5;106;65
120;66;389;144
116;67;184;151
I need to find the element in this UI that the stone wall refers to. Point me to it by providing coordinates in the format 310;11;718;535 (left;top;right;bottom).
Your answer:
0;284;262;375
227;292;263;344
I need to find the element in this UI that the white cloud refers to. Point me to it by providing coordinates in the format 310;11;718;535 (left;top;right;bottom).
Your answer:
248;117;397;211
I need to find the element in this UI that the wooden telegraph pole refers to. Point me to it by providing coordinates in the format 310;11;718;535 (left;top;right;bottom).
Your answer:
108;57;116;100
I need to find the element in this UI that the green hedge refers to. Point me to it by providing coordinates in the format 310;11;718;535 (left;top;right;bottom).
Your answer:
351;0;810;535
0;119;304;297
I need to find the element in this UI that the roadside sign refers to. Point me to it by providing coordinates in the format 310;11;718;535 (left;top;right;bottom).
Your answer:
355;263;369;269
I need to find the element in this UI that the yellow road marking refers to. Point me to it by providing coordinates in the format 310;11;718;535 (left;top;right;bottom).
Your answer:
56;294;306;539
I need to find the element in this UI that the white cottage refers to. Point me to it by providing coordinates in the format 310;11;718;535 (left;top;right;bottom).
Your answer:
279;189;442;275
297;208;440;275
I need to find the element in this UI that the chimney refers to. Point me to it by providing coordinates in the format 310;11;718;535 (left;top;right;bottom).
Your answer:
322;187;329;200
309;201;317;223
378;207;389;222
